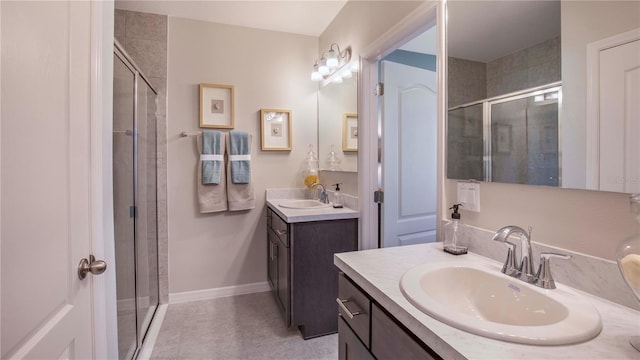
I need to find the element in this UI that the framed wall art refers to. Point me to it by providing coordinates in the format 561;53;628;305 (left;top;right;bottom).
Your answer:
199;83;234;129
260;109;292;151
342;113;358;152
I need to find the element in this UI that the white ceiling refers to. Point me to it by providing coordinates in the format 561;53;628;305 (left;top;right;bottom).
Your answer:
115;0;348;37
448;0;560;63
400;26;437;55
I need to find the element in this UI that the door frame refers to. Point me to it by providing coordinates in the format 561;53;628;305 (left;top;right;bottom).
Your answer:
89;1;119;357
358;1;447;250
585;27;640;190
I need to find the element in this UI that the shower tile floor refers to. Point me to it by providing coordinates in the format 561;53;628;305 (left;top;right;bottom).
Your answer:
151;291;338;359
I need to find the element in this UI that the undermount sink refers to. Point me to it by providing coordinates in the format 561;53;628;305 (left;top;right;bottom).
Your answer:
400;261;602;345
278;199;332;209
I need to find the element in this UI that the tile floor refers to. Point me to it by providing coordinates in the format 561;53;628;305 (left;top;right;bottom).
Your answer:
150;291;338;359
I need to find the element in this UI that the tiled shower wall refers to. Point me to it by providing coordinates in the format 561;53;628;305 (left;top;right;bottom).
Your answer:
115;9;169;304
448;36;561;108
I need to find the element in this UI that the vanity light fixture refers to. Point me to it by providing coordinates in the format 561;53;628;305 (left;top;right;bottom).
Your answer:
311;43;353;83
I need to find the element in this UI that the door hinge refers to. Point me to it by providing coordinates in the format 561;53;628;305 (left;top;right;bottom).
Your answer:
375;82;384;96
373;189;384;204
129;206;137;218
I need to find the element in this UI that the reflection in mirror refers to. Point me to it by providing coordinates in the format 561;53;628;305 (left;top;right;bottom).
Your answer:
318;70;357;172
447;1;640;193
447;1;561;185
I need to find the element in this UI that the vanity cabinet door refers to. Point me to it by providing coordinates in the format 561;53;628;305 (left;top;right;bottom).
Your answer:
371;303;441;360
267;229;278;291
267;226;290;326
276;234;291;327
338;317;374;360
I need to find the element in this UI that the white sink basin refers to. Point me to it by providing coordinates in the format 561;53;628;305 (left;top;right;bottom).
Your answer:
278;199;332;209
400;261;602;345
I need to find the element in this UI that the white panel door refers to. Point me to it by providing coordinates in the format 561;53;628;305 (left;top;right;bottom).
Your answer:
599;39;640;193
381;60;438;247
1;1;96;358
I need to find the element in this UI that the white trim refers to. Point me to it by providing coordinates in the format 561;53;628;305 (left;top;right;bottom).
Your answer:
169;281;271;304
89;1;118;359
585;28;640;190
136;304;169;360
358;1;443;249
228;154;251;161
200;154;224;161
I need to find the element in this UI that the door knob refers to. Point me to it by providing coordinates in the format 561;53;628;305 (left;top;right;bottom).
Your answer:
78;254;107;280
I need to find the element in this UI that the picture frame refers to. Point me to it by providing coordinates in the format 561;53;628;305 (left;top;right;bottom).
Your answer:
342;113;358;152
199;83;234;129
260;109;292;151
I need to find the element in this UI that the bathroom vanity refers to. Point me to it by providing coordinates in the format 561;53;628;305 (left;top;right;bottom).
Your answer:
335;243;640;359
266;195;359;339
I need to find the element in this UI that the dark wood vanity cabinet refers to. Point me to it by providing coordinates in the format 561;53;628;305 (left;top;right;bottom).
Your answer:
267;222;290;326
266;207;358;339
338;273;443;360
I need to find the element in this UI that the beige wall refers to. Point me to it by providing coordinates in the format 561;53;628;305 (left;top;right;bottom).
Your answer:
167;17;318;293
318;1;424;196
445;2;640;260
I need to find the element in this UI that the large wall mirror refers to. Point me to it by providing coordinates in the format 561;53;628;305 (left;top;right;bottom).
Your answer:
318;70;358;172
446;1;640;193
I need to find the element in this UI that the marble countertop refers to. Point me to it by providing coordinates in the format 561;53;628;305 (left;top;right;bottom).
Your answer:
334;243;640;360
266;198;359;223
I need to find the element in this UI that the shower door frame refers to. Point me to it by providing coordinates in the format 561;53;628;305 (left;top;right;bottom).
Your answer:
447;81;562;184
114;41;160;359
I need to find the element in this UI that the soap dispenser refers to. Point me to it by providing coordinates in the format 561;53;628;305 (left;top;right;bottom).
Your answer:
443;204;468;255
332;183;344;208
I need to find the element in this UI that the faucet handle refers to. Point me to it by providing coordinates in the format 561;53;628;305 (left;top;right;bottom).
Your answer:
536;252;571;289
499;241;520;277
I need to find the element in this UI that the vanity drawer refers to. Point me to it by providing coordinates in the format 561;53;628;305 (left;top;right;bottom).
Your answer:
271;210;289;245
337;273;371;348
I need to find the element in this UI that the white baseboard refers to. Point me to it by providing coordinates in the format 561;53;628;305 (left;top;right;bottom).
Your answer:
168;281;271;304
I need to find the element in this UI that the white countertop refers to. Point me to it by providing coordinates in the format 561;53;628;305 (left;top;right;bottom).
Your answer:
334;243;640;360
266;198;359;223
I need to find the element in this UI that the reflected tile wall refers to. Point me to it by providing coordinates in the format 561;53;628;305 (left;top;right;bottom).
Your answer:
486;36;560;98
115;9;169;304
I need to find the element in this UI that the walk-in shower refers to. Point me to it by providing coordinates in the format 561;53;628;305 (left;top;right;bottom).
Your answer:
113;42;160;360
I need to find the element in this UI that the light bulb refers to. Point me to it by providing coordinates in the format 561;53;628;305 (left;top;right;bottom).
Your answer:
326;49;339;68
332;76;343;84
311;63;322;81
341;69;352;79
318;58;330;75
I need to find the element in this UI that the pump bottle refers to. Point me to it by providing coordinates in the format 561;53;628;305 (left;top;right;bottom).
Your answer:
332;183;344;208
443;204;468;255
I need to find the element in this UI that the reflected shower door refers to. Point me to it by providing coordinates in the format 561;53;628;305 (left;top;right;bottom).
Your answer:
447;103;484;181
490;91;559;186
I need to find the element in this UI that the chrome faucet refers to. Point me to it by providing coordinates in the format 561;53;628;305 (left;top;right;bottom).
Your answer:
492;225;571;289
312;183;330;204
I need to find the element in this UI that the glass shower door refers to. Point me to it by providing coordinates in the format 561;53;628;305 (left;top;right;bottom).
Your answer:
113;54;138;360
113;45;159;360
135;77;159;343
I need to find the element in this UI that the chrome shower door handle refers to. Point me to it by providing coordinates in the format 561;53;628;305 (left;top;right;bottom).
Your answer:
78;254;107;280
